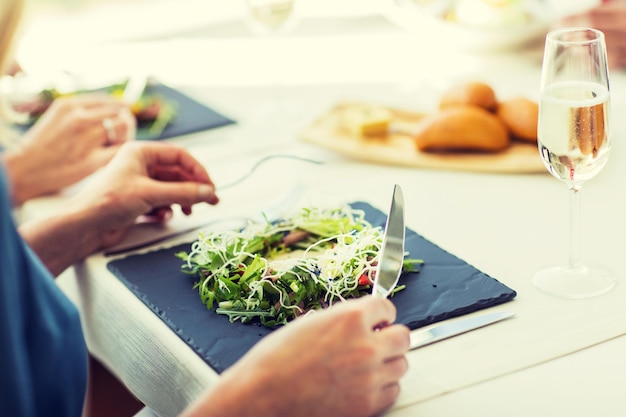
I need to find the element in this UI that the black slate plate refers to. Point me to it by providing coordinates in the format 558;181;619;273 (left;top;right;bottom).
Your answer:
134;82;235;141
106;201;516;373
14;81;235;141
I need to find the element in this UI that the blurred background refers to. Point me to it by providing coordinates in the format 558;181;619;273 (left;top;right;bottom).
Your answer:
13;0;603;90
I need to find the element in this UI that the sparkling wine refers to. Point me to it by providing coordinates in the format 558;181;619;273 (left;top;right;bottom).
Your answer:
538;80;610;183
533;27;616;299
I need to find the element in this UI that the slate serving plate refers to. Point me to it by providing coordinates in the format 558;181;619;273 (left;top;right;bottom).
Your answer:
106;201;516;373
14;81;235;141
134;82;235;141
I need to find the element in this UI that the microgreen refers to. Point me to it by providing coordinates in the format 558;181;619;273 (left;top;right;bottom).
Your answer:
176;205;423;327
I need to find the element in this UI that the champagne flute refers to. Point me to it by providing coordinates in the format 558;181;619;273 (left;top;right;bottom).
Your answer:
241;0;299;123
533;27;616;298
243;0;298;36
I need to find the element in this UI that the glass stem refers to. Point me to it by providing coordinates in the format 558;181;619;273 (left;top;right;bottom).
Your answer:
568;183;582;270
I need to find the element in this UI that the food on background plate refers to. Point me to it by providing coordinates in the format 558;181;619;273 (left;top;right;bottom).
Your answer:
117;89;177;136
410;79;538;152
298;79;545;173
438;81;498;112
496;97;538;142
338;103;392;137
176;205;423;328
344;80;538;153
11;79;177;136
299;100;546;173
413;105;509;152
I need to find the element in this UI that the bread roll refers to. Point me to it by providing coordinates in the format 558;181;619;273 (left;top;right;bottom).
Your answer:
496;97;538;143
413;105;510;152
439;81;498;112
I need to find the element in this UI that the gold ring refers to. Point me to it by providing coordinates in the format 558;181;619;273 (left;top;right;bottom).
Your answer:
102;118;117;144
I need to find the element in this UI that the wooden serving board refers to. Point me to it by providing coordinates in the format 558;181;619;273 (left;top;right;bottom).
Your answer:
299;102;546;174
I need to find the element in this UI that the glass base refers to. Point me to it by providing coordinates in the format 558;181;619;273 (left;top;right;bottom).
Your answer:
533;264;617;299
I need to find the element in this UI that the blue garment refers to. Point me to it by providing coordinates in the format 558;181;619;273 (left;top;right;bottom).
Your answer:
0;167;88;417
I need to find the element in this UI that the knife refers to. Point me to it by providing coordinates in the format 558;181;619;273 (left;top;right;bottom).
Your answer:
122;73;148;104
409;311;515;350
372;184;406;299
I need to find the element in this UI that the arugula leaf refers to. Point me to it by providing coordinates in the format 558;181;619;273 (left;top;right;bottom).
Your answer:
177;205;424;328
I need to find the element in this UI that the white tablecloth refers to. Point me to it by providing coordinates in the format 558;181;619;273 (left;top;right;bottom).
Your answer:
16;3;626;416
29;77;626;416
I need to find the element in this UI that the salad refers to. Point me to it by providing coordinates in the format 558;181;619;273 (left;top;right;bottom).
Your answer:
10;79;177;136
176;205;424;327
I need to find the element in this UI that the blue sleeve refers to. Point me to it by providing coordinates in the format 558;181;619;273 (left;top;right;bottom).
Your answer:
0;166;88;417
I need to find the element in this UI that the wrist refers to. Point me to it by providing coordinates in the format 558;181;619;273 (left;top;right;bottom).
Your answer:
19;201;104;276
2;144;55;205
181;365;276;417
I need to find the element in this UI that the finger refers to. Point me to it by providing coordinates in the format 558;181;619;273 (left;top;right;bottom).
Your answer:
101;109;136;145
356;296;398;330
70;121;113;149
141;142;215;185
69;107;133;147
377;323;410;350
149;165;201;182
141;180;219;209
372;382;401;416
63;92;125;109
118;107;137;142
373;324;410;364
73;102;133;128
330;296;397;331
55;100;126;122
382;354;409;379
142;207;173;222
101;117;119;145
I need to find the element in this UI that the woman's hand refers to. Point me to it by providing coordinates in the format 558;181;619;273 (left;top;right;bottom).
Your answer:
183;296;410;417
77;140;220;249
19;141;219;275
3;93;136;205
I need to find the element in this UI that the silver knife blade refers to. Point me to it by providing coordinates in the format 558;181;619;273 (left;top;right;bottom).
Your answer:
372;184;406;299
410;311;515;350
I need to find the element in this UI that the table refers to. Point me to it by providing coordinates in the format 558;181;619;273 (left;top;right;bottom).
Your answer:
17;2;626;416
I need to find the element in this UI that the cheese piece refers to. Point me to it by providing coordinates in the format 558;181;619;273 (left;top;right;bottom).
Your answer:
339;104;392;137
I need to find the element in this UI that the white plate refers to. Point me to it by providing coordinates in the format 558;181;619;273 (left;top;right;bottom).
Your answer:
384;0;552;51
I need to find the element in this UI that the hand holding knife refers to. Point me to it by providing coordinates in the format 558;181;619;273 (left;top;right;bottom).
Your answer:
372;184;515;347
